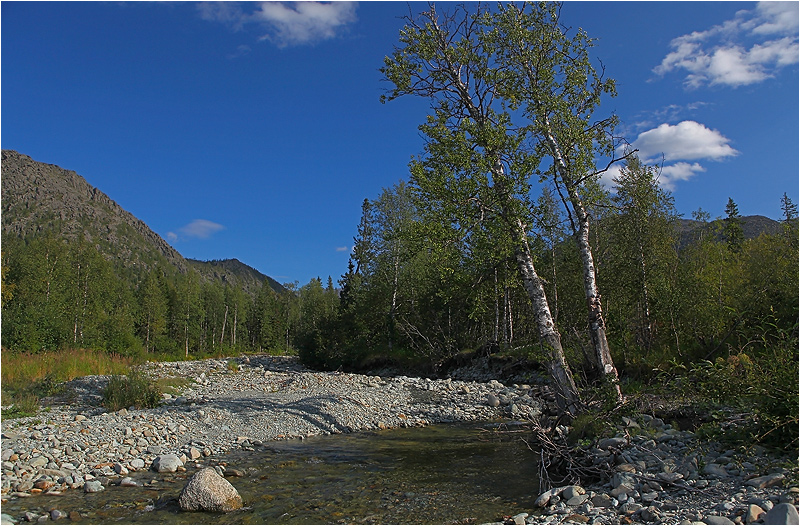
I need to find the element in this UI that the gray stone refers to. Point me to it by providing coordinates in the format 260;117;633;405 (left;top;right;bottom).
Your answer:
591;494;615;508
178;467;243;512
486;394;500;408
658;472;684;483
641;491;659;503
762;503;799;525
702;463;729;477
1;513;17;525
83;480;105;493
119;477;139;487
130;458;145;470
703;516;735;525
612;472;636;488
620;502;642;514
562;485;584;500
512;513;528;525
566;494;589;507
534;486;569;507
29;456;47;468
151;454;183;473
746;473;785;489
611;483;635;498
49;510;66;521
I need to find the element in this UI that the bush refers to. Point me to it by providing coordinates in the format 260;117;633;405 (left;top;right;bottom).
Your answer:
103;369;161;411
656;327;798;452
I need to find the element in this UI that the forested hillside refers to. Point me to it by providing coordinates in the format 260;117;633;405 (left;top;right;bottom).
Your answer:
1;151;292;357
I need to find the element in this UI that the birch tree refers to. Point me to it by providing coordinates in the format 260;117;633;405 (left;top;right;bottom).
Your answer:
382;2;583;415
489;2;629;402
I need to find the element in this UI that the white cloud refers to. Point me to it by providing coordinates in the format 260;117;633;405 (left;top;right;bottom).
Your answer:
598;163;623;190
198;2;247;29
174;219;225;240
607;121;737;192
199;1;358;48
658;162;707;191
631;121;739;162
254;2;357;47
335;246;350;252
600;160;706;193
654;1;799;88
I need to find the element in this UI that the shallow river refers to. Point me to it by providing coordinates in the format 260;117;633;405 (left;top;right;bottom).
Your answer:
3;422;541;524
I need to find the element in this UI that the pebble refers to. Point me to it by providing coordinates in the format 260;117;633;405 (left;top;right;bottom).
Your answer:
2;355;798;526
523;411;798;526
0;355;537;505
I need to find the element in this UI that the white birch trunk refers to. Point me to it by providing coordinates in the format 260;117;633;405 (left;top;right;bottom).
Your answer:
543;116;622;403
510;218;582;415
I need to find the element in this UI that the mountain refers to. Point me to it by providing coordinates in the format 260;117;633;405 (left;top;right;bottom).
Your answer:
1;150;282;294
675;215;784;248
187;258;283;297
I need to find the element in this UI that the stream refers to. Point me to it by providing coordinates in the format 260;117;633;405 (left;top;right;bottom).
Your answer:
1;422;541;524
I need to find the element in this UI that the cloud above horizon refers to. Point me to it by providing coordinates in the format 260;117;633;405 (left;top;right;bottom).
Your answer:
654;1;799;88
604;121;737;192
167;219;225;243
199;1;358;48
631;121;739;162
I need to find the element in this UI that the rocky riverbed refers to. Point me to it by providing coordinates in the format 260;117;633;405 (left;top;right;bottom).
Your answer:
1;355;798;525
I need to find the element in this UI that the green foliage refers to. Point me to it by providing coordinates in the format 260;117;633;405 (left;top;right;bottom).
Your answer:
656;321;798;451
103;370;162;411
724;197;744;252
567;409;614;445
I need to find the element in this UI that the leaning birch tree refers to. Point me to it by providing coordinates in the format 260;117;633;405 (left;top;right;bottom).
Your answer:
381;3;583;416
492;2;628;402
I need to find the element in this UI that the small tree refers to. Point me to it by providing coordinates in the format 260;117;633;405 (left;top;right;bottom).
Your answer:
724;197;744;253
780;192;798;223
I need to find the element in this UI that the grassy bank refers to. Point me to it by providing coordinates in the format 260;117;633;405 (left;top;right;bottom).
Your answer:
1;348;135;417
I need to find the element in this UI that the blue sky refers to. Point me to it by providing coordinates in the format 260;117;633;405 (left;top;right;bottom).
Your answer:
2;2;798;286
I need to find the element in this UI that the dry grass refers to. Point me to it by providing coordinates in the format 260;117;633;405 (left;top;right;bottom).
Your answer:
2;348;135;417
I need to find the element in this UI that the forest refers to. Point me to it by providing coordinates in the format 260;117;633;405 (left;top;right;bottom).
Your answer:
2;2;797;450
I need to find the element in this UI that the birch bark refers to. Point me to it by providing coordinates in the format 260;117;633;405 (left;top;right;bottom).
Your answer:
544;120;622;402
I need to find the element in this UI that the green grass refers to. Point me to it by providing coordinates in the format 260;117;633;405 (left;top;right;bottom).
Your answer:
102;370;161;411
2;348;135;418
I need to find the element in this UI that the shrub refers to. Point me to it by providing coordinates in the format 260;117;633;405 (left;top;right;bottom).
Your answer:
103;369;161;411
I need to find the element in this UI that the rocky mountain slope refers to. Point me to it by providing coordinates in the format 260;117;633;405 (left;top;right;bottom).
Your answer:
1;150;282;294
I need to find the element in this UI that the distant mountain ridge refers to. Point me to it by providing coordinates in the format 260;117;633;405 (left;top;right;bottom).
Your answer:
1;149;282;294
675;215;784;248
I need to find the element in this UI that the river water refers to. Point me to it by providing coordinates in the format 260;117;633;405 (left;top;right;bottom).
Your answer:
2;422;541;524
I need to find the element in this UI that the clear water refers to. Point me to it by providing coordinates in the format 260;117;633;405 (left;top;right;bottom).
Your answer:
2;422;541;524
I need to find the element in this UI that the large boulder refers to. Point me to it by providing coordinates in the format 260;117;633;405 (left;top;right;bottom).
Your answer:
178;468;243;512
762;503;800;525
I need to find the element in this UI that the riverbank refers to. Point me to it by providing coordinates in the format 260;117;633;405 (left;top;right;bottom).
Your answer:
1;355;797;525
0;356;542;508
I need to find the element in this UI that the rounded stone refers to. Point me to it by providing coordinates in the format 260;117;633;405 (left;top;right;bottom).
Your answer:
151;454;183;473
178;467;243;512
83;480;105;493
